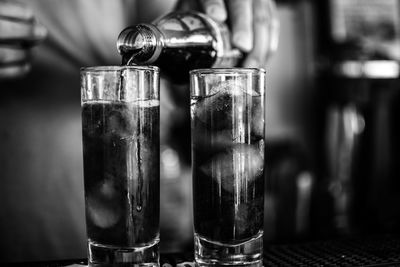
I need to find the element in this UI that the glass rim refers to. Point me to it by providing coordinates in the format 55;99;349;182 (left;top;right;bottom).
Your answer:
80;65;159;73
190;68;266;76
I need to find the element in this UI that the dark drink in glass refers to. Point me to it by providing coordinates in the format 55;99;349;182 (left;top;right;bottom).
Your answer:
190;69;266;266
81;66;160;267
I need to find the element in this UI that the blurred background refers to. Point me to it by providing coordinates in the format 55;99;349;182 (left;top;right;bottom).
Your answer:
1;0;400;263
265;0;400;245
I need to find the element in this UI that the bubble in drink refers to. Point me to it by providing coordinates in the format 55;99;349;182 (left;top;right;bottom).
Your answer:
194;80;261;131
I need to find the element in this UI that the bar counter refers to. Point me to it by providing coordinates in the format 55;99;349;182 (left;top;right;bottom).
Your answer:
7;235;400;267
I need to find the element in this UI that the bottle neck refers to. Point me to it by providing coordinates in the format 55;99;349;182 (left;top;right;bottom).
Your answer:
117;24;163;65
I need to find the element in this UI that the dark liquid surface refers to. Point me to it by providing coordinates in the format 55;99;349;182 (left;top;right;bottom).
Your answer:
82;101;159;247
191;84;265;243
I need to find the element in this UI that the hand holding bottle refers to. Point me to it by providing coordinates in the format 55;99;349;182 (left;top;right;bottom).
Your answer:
179;0;280;67
0;1;47;79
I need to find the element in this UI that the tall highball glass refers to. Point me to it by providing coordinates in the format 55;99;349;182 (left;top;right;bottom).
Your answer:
81;66;160;266
190;68;266;266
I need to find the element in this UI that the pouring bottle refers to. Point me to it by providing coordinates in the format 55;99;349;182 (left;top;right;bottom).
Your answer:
117;11;241;83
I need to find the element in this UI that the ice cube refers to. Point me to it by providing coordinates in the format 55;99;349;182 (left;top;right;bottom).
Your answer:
209;80;259;97
194;80;261;131
107;102;153;140
194;89;232;130
192;126;235;150
87;195;121;228
200;144;264;192
99;176;117;199
257;139;265;160
108;109;128;135
236;203;250;235
212;129;237;148
86;178;121;228
235;197;264;238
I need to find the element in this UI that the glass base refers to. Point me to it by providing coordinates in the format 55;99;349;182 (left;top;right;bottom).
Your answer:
194;231;263;267
88;239;159;267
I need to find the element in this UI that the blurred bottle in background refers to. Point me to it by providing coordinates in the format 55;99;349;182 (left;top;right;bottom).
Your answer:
312;0;400;239
264;0;400;244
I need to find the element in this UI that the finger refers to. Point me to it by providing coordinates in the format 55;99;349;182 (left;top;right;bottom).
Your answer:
243;0;269;67
227;0;253;52
0;63;30;79
200;0;227;22
0;47;28;64
0;19;47;45
243;0;279;67
0;1;34;21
